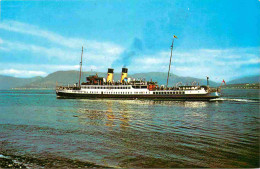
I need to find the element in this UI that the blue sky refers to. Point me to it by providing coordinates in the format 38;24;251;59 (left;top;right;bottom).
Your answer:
0;0;259;82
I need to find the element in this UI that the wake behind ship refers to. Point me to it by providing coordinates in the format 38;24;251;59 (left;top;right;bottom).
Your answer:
56;36;220;101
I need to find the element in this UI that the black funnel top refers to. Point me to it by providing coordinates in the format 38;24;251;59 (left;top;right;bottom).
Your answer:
108;68;114;73
122;68;128;73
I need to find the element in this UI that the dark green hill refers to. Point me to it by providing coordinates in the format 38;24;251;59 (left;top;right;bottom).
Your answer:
0;75;43;90
22;71;219;89
228;75;260;84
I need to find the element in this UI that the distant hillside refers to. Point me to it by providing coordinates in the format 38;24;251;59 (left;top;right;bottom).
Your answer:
22;71;111;88
130;72;219;87
222;83;259;89
0;75;43;90
21;71;219;89
228;75;260;84
7;71;258;90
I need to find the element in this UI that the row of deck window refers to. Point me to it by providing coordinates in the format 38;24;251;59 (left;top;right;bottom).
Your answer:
82;86;131;89
73;91;149;94
104;91;149;94
72;90;185;95
153;91;185;95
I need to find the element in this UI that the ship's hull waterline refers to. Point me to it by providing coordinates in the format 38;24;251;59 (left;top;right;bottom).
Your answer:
56;91;218;101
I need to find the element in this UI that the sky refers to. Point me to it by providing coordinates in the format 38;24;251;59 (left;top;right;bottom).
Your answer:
0;0;259;82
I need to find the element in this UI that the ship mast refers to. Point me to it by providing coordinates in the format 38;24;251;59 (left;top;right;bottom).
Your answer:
166;35;177;88
79;46;83;87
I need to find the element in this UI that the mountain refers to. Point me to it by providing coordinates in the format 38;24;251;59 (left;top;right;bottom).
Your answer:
228;75;260;84
22;71;117;88
2;71;259;90
0;75;43;90
21;70;219;89
129;72;219;87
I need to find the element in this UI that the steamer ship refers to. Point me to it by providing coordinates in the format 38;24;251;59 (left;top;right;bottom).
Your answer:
56;36;220;101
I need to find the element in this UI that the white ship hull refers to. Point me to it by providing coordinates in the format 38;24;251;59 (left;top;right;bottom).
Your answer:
56;85;219;101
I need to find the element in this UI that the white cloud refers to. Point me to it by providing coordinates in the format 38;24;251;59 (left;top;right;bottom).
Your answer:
0;20;83;48
0;39;122;65
0;63;107;76
2;40;79;60
129;47;260;81
0;20;124;67
0;20;124;55
0;20;259;81
0;69;47;77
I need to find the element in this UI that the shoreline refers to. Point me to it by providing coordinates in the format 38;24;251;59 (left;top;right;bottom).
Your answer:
11;88;55;90
0;153;108;168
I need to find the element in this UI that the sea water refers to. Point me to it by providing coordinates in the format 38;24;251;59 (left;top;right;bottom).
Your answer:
0;89;259;168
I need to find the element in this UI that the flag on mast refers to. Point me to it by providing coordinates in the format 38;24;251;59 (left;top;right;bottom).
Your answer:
222;79;226;85
173;35;178;39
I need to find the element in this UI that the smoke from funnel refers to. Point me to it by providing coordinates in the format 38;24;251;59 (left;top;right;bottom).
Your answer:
112;37;143;68
131;38;143;51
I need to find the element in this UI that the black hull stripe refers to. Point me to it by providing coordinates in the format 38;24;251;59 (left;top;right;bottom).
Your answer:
56;92;218;101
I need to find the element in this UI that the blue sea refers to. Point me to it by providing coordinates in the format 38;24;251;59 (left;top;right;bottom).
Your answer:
0;89;259;168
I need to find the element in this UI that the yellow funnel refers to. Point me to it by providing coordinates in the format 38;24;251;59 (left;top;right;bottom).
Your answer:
107;68;114;83
120;68;128;83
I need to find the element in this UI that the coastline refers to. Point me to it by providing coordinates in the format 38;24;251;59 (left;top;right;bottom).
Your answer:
10;88;55;90
0;153;108;168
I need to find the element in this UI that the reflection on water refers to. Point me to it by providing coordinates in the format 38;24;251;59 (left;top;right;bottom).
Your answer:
173;101;208;108
74;100;131;129
0;89;259;168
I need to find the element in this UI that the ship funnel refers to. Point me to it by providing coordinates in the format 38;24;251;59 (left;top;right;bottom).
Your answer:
107;68;114;83
120;68;128;83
